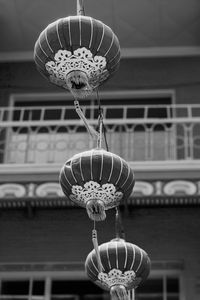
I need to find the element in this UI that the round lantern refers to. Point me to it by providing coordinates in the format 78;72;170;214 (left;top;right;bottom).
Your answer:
59;149;135;221
85;238;151;300
34;15;120;98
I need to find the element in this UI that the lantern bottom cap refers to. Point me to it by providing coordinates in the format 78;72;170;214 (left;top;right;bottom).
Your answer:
66;70;92;98
86;199;106;221
110;284;128;300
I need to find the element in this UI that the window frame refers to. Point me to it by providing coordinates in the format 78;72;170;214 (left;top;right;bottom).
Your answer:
0;265;185;300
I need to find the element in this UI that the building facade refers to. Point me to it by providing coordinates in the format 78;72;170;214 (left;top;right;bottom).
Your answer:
0;1;200;300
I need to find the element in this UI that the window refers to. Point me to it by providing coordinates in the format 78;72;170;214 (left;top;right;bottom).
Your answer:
0;279;45;300
51;280;106;300
0;273;182;300
136;276;180;300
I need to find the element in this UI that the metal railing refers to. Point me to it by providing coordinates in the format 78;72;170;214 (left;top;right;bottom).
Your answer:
1;103;200;122
0;104;200;164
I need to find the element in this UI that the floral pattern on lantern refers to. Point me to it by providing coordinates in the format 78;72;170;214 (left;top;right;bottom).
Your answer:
70;181;123;209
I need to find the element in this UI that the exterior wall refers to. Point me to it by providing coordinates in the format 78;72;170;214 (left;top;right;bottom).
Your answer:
0;207;199;299
108;57;200;105
0;55;200;299
0;57;200;106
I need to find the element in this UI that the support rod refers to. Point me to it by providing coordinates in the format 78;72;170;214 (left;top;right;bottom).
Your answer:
77;0;85;15
92;229;103;272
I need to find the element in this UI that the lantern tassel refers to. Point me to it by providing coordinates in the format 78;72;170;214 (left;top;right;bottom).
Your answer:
128;289;135;300
86;199;106;221
110;285;129;300
74;99;99;139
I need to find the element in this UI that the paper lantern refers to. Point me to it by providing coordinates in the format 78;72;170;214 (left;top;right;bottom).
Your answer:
34;15;120;98
59;149;134;221
85;238;151;300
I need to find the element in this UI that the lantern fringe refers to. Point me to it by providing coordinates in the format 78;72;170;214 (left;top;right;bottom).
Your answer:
86;199;106;221
127;289;135;300
110;285;129;300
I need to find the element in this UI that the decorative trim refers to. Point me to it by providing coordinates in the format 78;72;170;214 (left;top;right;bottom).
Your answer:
69;181;123;209
45;47;108;90
0;180;200;208
97;268;141;289
35;183;64;197
163;180;197;195
134;181;154;196
0;184;26;198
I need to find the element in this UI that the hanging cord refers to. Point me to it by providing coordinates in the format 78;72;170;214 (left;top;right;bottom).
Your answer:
96;89;109;151
96;89;103;149
74;98;99;139
115;207;125;240
102;121;109;151
97;116;103;149
97;104;103;149
92;221;103;272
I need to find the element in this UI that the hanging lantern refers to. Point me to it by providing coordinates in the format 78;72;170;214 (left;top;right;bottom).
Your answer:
59;149;135;221
85;238;151;300
34;15;120;98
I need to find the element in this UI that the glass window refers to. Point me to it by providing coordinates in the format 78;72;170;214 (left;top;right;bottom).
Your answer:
135;276;180;300
32;280;45;295
0;279;46;300
51;280;104;297
0;275;181;300
1;280;29;295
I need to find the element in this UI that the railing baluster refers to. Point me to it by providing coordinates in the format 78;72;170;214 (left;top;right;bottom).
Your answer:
20;108;25;122
166;105;171;119
60;107;65;121
188;123;194;160
123;106;127;119
183;124;189;160
41;107;45;121
144;106;148;119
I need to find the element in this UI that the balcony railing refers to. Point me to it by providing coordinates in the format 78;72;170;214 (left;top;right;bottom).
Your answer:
0;104;200;164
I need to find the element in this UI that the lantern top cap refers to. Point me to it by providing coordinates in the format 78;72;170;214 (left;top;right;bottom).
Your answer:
111;238;125;242
77;0;85;16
